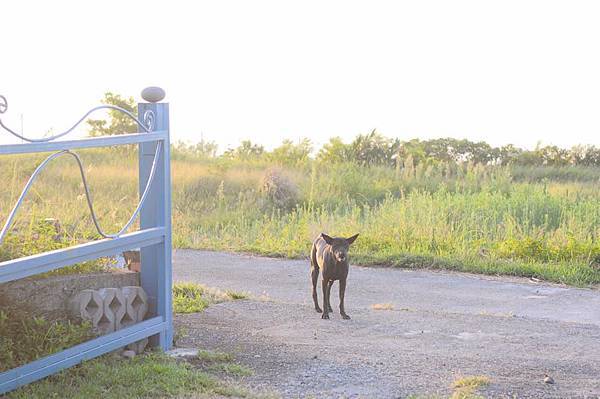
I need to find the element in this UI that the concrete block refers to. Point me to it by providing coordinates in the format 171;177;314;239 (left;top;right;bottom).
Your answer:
68;289;103;326
0;271;140;323
66;285;148;347
98;288;126;332
122;286;149;354
122;286;148;322
96;312;114;335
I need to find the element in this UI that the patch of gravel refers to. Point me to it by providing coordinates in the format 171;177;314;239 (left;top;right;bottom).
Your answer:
173;250;600;398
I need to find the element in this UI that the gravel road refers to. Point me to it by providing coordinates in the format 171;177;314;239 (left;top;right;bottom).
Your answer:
173;249;600;398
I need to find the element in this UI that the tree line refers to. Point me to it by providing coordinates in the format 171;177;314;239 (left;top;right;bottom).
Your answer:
90;92;600;167
180;130;600;168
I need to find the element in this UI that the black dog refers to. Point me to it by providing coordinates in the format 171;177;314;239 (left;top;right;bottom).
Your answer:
310;233;359;319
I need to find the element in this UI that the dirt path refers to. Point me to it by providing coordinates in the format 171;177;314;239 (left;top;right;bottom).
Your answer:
173;250;600;398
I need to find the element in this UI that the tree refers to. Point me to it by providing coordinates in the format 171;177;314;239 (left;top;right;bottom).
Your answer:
537;145;570;166
497;144;523;165
223;140;265;160
87;92;137;136
350;129;400;167
317;137;353;163
398;139;427;166
172;140;218;158
269;138;313;165
569;145;600;166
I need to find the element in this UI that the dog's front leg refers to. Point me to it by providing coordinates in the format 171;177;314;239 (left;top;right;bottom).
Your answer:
339;278;351;319
321;278;330;319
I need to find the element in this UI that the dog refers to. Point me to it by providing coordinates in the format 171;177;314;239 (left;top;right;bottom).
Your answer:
310;232;359;319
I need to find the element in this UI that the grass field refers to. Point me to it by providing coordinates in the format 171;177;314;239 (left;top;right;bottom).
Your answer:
1;146;600;286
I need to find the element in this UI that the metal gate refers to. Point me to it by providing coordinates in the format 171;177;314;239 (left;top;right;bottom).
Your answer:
0;88;173;394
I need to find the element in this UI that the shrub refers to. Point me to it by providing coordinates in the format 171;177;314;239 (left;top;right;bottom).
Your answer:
260;168;299;210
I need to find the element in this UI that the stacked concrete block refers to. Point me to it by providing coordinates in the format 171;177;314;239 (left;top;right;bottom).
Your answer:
69;286;149;353
97;288;126;335
68;289;103;327
122;286;148;327
122;286;149;354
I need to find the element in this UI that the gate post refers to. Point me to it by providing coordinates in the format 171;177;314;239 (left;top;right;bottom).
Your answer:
138;88;172;350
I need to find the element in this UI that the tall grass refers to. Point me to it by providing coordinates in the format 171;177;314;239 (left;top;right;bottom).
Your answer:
1;148;599;286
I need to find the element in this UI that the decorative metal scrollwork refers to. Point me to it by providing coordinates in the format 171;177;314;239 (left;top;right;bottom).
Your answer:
0;96;7;114
143;110;155;132
0;102;153;143
0;95;163;244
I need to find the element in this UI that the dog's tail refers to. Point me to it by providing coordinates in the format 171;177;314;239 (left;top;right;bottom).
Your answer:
310;241;318;270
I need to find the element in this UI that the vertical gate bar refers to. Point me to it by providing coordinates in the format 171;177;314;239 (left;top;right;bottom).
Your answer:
138;101;173;350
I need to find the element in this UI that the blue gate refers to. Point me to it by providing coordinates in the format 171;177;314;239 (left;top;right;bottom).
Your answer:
0;87;173;394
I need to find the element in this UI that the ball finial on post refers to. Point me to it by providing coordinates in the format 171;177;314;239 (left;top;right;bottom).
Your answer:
141;87;166;103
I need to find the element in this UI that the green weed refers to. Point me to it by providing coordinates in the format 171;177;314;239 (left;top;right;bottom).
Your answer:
197;349;234;363
0;308;94;372
194;349;253;378
208;362;253;376
450;375;490;399
172;282;209;313
172;282;247;314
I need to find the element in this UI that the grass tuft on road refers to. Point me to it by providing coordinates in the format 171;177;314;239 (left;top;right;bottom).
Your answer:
197;349;234;363
208;363;253;377
450;375;490;399
193;348;253;378
173;282;248;314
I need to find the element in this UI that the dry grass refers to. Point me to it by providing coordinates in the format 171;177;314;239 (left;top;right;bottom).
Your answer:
478;310;515;318
371;303;395;311
3;148;600;286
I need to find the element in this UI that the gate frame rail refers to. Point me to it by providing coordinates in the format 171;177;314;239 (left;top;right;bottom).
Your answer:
0;95;173;394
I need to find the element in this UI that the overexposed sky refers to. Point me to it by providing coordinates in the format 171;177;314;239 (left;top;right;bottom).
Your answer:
2;0;599;151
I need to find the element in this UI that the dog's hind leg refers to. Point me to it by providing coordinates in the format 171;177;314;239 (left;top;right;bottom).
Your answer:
327;280;334;313
310;245;322;313
311;267;322;313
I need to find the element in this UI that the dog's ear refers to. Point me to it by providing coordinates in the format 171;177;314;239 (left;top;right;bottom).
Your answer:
346;233;359;245
321;233;334;245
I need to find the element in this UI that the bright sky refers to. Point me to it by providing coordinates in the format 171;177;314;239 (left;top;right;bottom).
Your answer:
2;0;599;151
